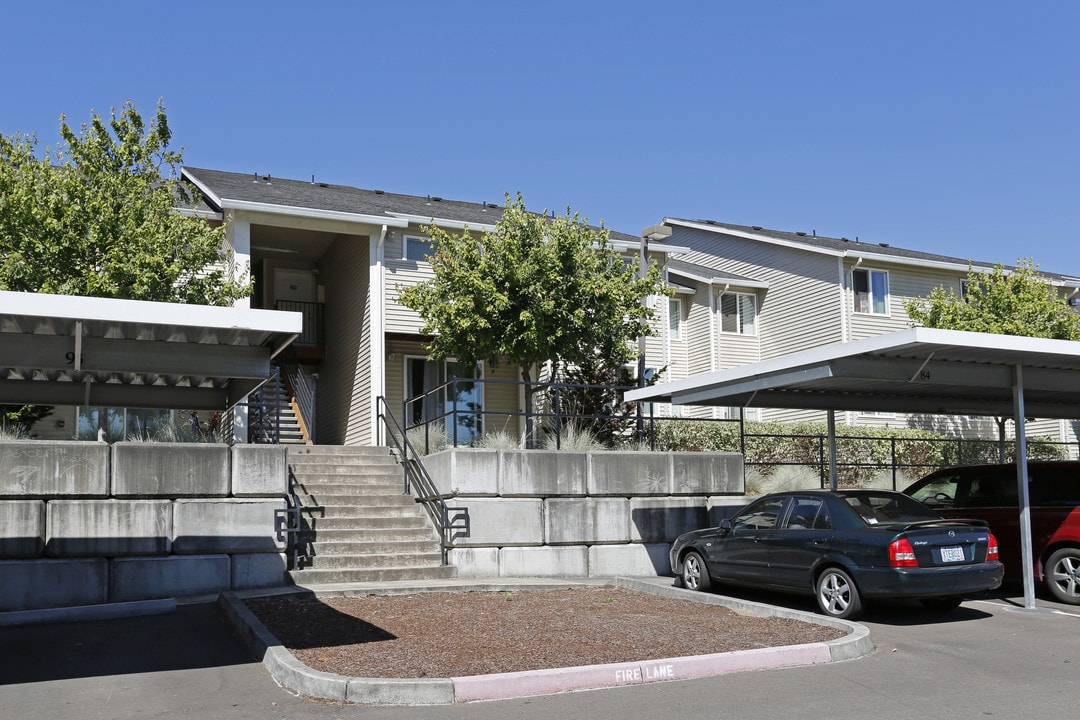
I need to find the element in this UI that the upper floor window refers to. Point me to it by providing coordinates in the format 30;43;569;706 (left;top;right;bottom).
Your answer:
405;235;436;262
719;292;757;335
668;297;683;341
853;268;889;315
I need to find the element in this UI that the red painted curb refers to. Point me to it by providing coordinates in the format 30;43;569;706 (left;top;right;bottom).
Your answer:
452;642;833;702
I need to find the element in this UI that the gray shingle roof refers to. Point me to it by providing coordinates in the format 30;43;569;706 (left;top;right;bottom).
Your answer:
667;219;1077;280
182;167;641;244
184;167;506;227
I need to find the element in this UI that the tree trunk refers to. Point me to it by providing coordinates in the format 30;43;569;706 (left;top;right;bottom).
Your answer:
521;366;535;448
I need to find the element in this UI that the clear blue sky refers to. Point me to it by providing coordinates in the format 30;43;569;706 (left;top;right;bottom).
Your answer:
3;1;1077;273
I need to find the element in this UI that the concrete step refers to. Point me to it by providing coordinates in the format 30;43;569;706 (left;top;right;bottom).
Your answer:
298;526;438;543
304;515;430;531
289;446;396;458
291;463;400;476
300;503;421;519
306;546;443;568
295;493;414;508
293;483;403;497
288;564;456;585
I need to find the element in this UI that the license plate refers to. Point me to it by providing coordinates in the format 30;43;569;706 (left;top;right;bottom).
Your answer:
940;546;965;563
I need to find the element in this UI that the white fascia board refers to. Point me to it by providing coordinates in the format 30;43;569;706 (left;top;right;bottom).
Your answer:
222;199;409;228
609;238;690;255
842;248;977;274
176;206;223;221
668;266;770;290
385;212;497;233
182;168;223;209
845;250;1079;288
665;219;846;257
1;290;303;335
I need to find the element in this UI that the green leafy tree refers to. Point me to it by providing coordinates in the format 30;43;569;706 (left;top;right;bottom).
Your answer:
905;258;1080;458
399;193;669;440
0;100;252;437
0;99;251;304
905;258;1080;341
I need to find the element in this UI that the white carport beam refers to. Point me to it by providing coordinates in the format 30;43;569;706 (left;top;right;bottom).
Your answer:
0;379;229;410
0;335;271;378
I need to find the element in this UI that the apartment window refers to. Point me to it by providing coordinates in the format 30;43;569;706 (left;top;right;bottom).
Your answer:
668;297;683;341
853;268;889;315
404;235;436;262
719;292;757;335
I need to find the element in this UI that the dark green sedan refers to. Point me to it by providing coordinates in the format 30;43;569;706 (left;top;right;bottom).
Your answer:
670;489;1004;619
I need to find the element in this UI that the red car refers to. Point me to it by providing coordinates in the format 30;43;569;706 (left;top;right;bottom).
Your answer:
904;462;1080;604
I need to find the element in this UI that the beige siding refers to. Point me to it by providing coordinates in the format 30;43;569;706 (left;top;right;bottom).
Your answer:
316;234;371;445
384;261;434;334
717;331;760;369
669;228;844;361
685;285;714;377
383;339;524;440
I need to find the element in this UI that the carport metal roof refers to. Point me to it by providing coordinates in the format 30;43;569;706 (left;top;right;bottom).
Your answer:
0;291;302;411
626;327;1080;609
626;327;1080;419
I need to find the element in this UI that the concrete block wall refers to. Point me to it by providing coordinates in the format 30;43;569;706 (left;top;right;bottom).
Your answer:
425;449;746;579
0;440;288;612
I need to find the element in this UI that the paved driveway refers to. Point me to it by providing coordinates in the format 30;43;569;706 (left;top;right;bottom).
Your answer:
1;586;1076;720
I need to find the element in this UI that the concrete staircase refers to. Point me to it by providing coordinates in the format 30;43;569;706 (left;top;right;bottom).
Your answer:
286;445;456;584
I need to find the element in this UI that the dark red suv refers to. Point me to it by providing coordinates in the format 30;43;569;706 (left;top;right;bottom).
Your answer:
903;462;1080;604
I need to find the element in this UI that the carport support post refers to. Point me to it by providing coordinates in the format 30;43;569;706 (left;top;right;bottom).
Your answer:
1012;365;1036;609
827;409;839;491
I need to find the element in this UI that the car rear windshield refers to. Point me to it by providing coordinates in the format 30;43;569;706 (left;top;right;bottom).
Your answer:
843;492;941;526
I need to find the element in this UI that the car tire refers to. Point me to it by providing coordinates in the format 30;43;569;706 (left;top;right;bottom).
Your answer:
1044;548;1080;604
816;567;863;619
681;551;712;592
920;595;963;611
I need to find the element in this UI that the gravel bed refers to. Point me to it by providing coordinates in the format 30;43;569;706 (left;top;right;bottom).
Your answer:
244;586;844;678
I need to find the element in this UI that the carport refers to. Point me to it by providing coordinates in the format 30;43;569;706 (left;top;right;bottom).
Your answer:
0;290;301;413
625;327;1080;609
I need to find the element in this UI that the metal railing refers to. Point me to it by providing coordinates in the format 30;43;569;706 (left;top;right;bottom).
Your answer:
282;363;316;443
376;395;469;564
403;376;655;451
275;468;317;570
275;299;324;345
399;376;1079;483
243;367;283;444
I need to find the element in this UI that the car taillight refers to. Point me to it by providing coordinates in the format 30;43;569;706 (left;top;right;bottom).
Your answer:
986;532;999;562
889;537;919;568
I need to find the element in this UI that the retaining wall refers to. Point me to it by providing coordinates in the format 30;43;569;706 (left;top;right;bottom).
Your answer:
0;440;288;612
423;449;747;578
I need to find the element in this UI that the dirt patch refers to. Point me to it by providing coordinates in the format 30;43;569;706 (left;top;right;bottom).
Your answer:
244;586;844;678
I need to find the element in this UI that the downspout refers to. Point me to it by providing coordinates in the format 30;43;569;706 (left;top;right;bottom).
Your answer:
838;256;851;427
370;225;389;445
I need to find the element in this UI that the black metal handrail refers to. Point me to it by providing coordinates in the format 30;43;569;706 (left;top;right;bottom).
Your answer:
275;467;317;570
375;395;469;564
282;363;316;443
243;367;283;444
275;299;324;345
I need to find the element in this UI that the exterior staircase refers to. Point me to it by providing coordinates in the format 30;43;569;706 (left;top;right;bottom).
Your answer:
255;379;306;444
286;445;456;584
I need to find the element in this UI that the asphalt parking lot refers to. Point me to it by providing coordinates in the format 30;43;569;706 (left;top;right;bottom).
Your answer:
1;583;1076;720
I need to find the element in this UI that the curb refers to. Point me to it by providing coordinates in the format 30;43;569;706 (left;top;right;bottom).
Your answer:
0;598;176;628
218;577;872;706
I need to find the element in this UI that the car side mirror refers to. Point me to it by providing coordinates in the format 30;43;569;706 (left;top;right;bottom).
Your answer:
719;518;733;535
